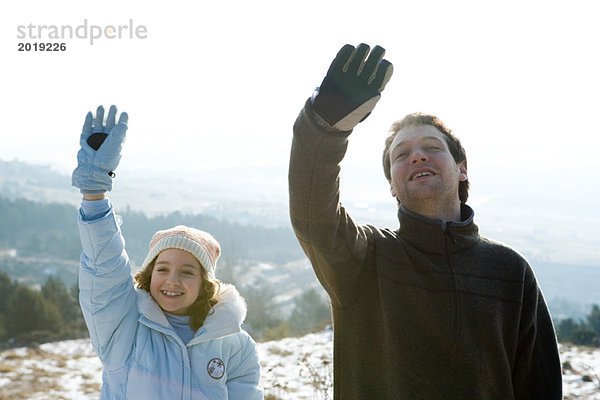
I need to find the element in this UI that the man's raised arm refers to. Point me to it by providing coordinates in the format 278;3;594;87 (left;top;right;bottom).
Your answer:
288;44;393;306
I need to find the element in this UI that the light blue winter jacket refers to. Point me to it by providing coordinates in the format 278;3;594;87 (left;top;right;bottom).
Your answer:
77;203;263;400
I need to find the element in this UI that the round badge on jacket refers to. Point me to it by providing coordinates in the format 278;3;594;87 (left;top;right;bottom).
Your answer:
207;358;225;379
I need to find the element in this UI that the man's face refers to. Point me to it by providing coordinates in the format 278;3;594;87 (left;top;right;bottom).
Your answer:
388;124;467;212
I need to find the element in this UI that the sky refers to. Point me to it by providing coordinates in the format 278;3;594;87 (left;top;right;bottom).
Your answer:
1;0;599;223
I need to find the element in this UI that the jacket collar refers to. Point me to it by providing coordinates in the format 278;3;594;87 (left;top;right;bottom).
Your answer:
397;203;479;255
136;283;246;344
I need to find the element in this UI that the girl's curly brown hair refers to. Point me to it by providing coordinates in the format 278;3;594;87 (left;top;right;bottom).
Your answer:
134;256;221;331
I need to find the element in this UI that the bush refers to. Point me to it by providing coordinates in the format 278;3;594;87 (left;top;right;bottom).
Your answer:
8;330;64;348
5;286;63;336
242;285;284;339
569;328;600;347
0;274;88;347
556;304;600;347
289;288;331;335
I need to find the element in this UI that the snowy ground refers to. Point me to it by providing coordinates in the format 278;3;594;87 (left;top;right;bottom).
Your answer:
0;330;598;399
561;344;600;400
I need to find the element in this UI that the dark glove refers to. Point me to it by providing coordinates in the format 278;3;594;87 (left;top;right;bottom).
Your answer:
72;105;128;194
312;43;393;131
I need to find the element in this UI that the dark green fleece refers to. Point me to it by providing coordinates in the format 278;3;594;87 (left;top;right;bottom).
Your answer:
288;99;562;399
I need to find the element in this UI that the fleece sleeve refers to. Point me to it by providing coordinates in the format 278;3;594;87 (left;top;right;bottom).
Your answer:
288;98;376;307
78;202;138;371
512;267;562;399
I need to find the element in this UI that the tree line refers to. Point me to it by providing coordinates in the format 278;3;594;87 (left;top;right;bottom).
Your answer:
0;197;81;260
555;305;600;347
0;196;303;267
0;270;86;347
2;195;599;347
0;195;325;346
0;268;331;347
242;286;332;341
1;264;599;347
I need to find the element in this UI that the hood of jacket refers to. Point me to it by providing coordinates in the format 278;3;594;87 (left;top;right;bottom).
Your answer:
136;283;247;345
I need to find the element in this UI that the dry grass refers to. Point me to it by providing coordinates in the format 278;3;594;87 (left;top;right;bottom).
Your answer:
0;363;15;373
0;345;101;400
299;353;333;400
267;346;294;357
81;381;101;394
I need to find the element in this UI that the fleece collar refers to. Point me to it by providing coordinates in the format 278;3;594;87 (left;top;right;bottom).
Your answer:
136;283;247;344
397;203;480;255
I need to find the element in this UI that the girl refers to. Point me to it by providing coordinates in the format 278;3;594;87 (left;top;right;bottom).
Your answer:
72;105;263;399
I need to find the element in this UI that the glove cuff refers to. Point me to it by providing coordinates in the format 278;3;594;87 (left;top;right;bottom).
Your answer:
72;164;113;193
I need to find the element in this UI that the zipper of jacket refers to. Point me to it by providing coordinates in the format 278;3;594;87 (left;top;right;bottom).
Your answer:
139;316;192;400
444;224;460;336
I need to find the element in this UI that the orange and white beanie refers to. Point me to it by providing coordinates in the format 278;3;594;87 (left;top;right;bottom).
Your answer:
140;225;221;280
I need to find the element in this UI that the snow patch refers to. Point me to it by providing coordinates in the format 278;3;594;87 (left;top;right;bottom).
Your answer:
1;332;598;399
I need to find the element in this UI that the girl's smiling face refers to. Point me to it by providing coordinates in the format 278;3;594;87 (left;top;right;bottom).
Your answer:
149;248;203;315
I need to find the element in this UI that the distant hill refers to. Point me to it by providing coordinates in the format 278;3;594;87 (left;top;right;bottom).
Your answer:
0;194;304;283
0;159;291;227
2;158;599;265
1;158;599;321
532;262;600;319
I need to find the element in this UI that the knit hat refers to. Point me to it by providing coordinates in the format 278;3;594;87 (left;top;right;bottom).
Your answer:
140;225;221;280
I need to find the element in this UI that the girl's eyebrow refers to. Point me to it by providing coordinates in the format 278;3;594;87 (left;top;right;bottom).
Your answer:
156;260;201;270
181;263;201;270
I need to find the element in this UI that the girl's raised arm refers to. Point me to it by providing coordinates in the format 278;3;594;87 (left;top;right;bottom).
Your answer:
72;106;138;373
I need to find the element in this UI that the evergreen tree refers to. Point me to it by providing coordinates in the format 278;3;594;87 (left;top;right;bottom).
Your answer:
289;288;332;334
569;328;600;347
6;285;63;336
242;285;283;338
556;318;579;342
587;304;600;336
556;304;600;347
0;270;14;340
0;270;14;311
42;276;81;327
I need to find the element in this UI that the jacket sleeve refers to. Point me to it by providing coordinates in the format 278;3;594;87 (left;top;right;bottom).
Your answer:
225;332;263;400
512;266;563;399
78;203;138;371
289;98;376;307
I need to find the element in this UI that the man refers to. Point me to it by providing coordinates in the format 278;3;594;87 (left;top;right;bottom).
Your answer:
288;43;562;399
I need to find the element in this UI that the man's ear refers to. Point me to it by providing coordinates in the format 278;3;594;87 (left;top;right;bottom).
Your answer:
458;162;468;182
388;180;396;198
